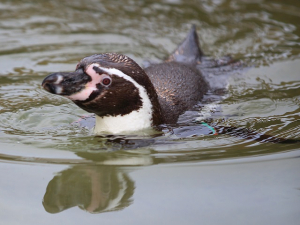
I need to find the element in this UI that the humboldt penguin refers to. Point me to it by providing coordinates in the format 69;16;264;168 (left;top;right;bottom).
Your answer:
42;25;211;134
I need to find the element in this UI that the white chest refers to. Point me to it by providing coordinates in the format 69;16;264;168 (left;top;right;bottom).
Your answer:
94;109;152;134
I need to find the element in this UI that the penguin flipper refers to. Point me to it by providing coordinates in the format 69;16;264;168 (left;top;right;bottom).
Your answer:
167;25;203;64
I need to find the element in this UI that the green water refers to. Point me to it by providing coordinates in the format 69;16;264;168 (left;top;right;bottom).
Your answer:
0;0;299;224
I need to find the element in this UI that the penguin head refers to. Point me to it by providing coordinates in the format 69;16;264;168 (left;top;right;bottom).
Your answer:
42;53;160;120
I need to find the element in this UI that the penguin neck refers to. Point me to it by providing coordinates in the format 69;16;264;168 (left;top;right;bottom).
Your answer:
93;75;163;134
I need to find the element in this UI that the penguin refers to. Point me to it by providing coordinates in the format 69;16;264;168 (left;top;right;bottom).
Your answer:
42;26;211;134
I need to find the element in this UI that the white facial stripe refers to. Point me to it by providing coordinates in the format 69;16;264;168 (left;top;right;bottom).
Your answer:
54;75;63;84
67;63;102;101
93;66;153;134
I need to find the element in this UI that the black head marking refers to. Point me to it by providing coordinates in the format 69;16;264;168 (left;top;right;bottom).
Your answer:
93;66;106;75
74;75;143;117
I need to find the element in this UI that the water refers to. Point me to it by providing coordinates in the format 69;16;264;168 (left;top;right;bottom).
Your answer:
0;0;299;224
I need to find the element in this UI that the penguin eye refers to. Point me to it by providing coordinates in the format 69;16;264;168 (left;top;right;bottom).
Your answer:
101;77;112;86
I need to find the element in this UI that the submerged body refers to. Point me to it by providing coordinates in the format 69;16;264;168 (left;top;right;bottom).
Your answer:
42;26;210;134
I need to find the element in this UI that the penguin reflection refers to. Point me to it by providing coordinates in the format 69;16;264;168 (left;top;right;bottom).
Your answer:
43;165;135;213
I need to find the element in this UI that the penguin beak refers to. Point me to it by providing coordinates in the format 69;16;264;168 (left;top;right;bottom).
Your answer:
42;69;91;96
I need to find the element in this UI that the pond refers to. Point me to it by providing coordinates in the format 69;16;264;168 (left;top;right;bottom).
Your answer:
0;0;299;224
